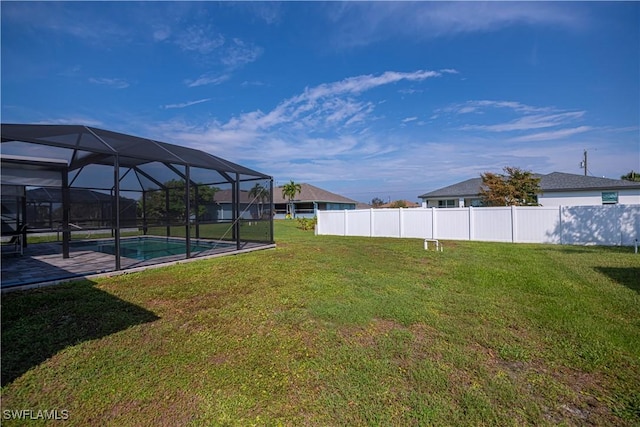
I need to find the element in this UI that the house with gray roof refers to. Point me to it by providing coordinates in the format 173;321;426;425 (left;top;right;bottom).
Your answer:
419;172;640;208
274;183;358;218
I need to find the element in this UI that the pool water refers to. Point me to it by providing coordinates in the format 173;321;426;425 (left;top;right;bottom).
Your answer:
69;237;232;260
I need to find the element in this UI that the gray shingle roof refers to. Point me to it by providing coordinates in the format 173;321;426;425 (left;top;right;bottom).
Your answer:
419;177;484;198
539;172;640;191
419;172;640;199
274;183;358;204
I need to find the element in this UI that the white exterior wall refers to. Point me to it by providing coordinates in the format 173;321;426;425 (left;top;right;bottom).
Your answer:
537;189;640;207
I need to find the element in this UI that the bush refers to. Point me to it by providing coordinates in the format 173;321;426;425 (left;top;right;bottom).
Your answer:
296;216;317;231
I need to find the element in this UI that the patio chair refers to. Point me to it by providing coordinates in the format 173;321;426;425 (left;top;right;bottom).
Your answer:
1;224;27;256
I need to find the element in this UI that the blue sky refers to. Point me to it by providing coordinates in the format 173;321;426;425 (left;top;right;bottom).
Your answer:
2;2;638;203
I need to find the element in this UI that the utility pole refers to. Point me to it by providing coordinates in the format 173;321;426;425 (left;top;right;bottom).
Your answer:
580;149;588;176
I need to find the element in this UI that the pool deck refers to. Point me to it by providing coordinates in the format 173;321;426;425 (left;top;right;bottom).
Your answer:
1;240;275;291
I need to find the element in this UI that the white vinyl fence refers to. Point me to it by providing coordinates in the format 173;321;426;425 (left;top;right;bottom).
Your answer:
316;205;640;246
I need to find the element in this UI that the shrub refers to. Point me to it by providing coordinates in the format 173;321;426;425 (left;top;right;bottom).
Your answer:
296;216;317;231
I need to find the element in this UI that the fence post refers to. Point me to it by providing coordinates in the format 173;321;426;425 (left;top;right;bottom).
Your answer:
559;206;563;245
511;205;517;243
468;206;474;241
399;208;404;238
432;207;437;239
618;204;623;246
370;208;374;237
344;209;348;236
424;207;429;239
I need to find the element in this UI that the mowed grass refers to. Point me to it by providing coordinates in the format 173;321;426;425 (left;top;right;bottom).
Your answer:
2;220;639;426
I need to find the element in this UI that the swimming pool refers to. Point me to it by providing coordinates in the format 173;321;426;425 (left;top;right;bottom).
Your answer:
69;236;233;261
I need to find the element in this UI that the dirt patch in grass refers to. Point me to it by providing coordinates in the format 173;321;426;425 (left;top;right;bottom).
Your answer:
408;322;447;347
337;318;404;348
103;389;200;426
480;343;620;426
545;365;620;426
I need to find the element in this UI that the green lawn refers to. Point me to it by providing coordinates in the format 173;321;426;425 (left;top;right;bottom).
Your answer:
2;220;639;426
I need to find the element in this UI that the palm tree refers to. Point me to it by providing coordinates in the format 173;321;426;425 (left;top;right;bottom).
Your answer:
281;180;302;218
249;183;268;219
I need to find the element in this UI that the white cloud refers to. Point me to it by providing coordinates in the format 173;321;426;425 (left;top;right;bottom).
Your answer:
40;117;105;127
444;100;552;115
153;27;171;42
398;88;422;95
463;111;586;132
188;70;435;134
221;39;263;69
88;77;130;89
184;73;230;88
297;70;442;101
329;2;587;48
175;25;225;54
402;117;418;123
511;126;593;142
162;98;211;109
441;100;593;143
247;2;283;25
155;70;447;169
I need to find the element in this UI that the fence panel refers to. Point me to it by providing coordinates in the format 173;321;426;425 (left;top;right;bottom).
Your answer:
347;210;372;237
403;208;433;238
435;208;470;240
515;206;560;243
373;209;401;237
316;211;345;236
560;205;638;246
619;205;640;246
473;207;513;242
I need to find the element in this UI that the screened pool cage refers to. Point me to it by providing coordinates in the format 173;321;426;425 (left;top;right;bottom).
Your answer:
1;124;274;286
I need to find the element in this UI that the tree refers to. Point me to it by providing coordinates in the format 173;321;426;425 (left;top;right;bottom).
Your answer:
480;167;541;207
281;180;302;218
249;183;269;219
621;171;640;182
141;179;218;222
389;200;408;208
371;197;385;208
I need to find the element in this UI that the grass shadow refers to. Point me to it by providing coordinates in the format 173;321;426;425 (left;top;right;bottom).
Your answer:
534;245;636;255
595;267;640;293
1;281;159;386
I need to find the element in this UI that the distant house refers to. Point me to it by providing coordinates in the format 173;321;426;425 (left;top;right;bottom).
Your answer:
419;172;640;208
210;189;269;221
274;183;358;218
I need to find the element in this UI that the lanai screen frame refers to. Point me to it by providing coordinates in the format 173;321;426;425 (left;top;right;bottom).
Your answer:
1;123;274;270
